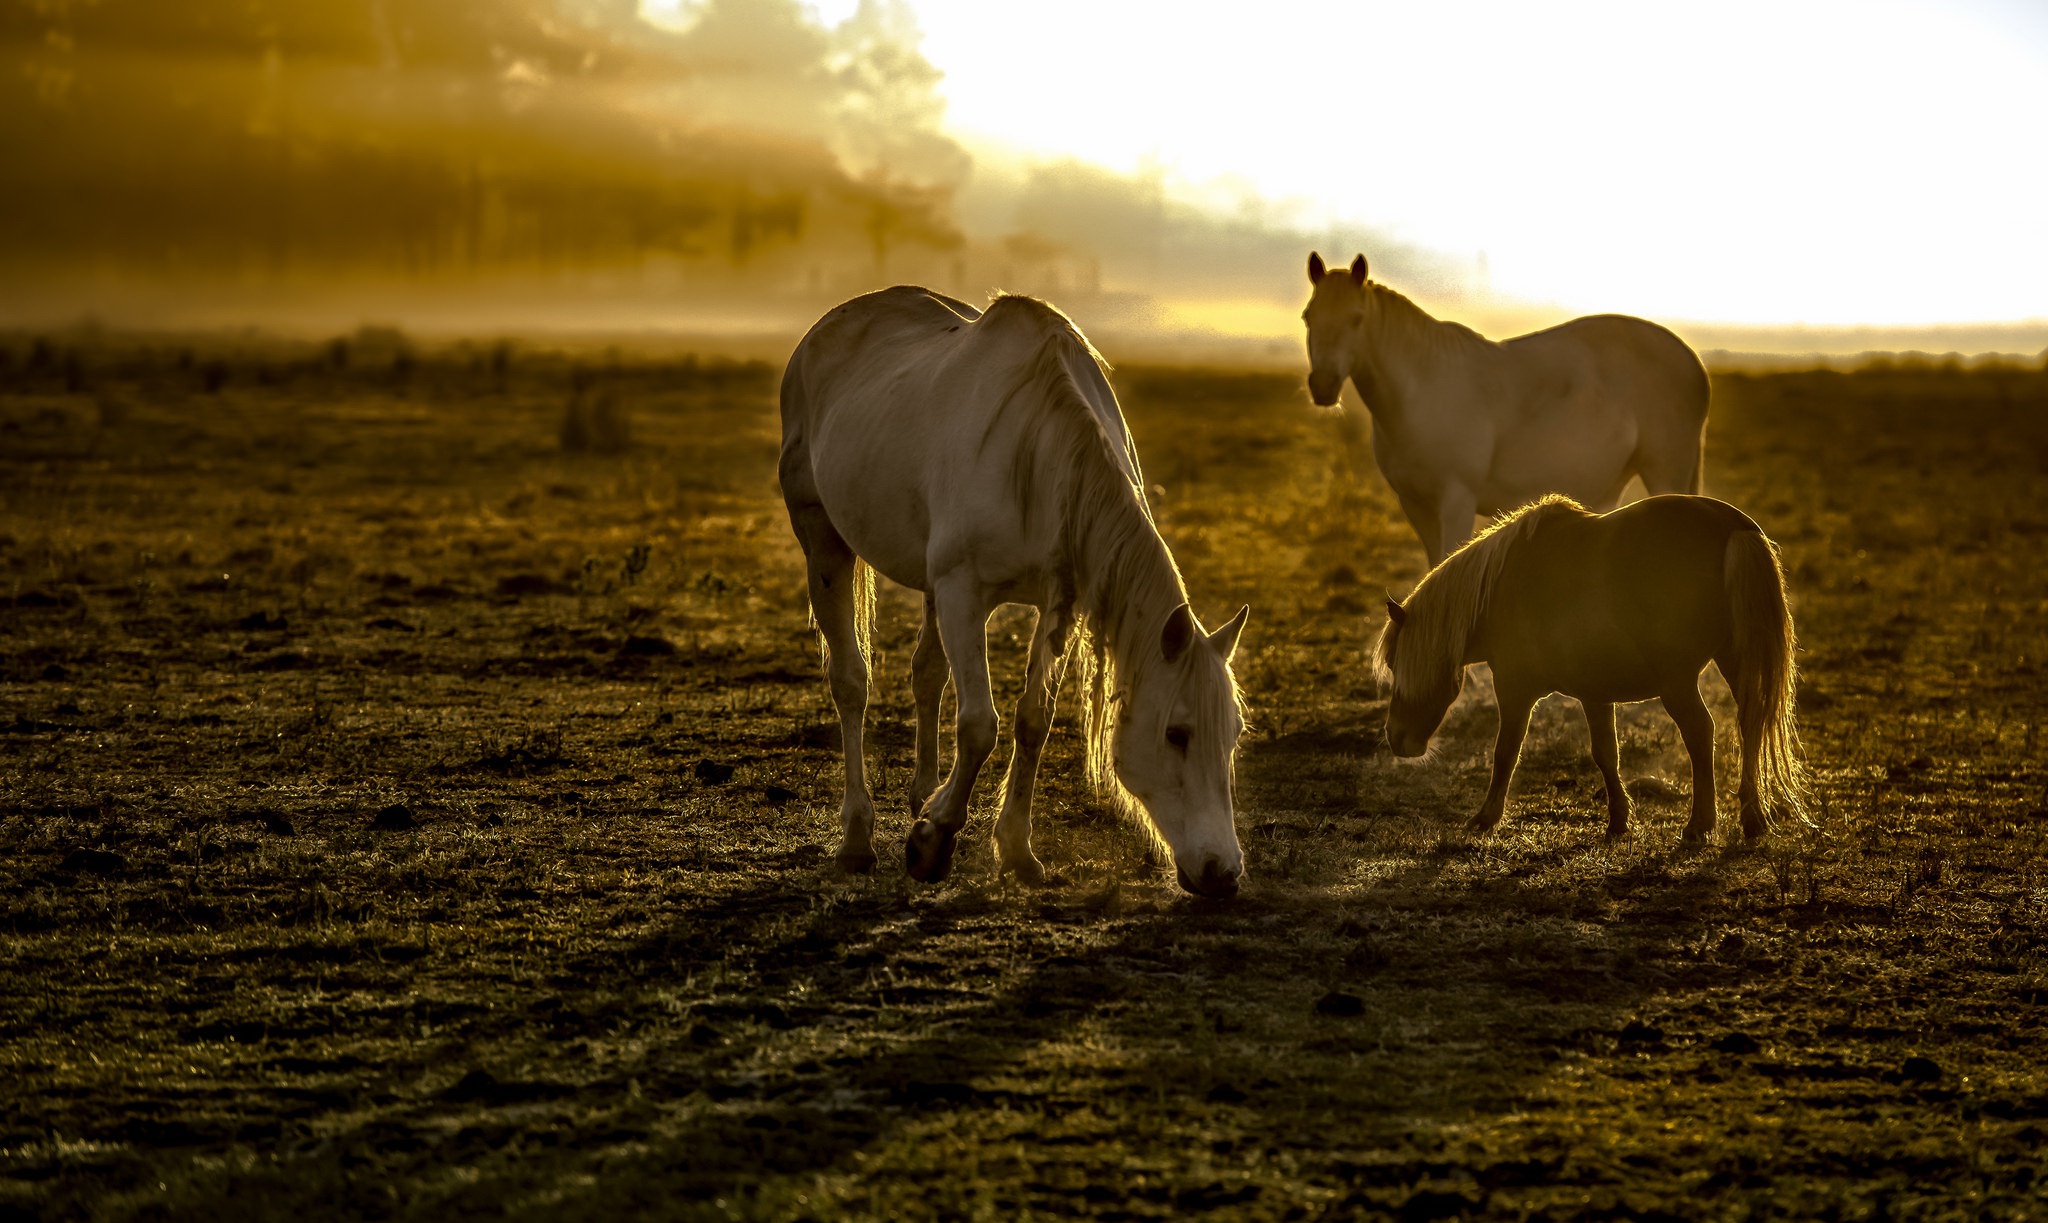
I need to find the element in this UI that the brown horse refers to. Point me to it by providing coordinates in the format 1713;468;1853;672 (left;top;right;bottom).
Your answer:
1374;494;1805;843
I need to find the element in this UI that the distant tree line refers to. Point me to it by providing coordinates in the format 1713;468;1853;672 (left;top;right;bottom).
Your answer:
0;0;964;286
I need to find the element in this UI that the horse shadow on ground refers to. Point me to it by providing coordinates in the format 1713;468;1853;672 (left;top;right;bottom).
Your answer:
123;713;1757;1219
537;853;1740;1217
77;671;1766;1219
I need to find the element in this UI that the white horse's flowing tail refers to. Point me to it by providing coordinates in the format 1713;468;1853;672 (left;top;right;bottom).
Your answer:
851;560;876;667
1725;530;1807;825
808;559;877;670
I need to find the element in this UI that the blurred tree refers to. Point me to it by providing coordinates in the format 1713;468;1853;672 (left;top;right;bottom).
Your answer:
0;0;966;284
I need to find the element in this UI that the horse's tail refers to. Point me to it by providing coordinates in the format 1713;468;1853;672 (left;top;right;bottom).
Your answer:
851;560;876;668
804;558;875;671
1725;528;1807;828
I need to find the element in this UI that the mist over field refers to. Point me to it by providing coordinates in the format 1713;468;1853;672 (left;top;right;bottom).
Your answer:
0;0;1477;348
8;0;2045;358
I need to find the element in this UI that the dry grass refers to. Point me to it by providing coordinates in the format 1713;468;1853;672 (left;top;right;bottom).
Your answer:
2;337;2046;1220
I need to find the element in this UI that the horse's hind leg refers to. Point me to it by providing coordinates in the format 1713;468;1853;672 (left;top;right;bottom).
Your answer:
1636;424;1707;496
992;604;1072;886
1720;651;1769;842
1662;682;1719;844
907;592;947;818
792;506;876;873
906;572;997;884
1583;700;1630;837
1433;485;1480;568
1470;681;1537;834
1395;489;1444;569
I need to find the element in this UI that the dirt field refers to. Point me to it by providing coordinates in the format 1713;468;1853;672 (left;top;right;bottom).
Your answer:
3;335;2047;1221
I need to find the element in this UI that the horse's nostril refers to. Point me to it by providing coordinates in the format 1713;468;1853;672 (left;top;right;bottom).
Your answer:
1180;857;1241;899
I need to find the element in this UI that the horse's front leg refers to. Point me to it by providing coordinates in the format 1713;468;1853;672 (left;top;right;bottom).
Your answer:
1583;699;1631;838
1470;681;1537;834
992;604;1071;886
905;575;997;884
1662;683;1718;844
906;592;947;817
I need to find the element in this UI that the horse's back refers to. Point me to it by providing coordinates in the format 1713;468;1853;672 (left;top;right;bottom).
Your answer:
1491;495;1755;699
779;288;1126;593
784;288;1100;443
1506;313;1708;421
1598;495;1757;589
782;287;978;424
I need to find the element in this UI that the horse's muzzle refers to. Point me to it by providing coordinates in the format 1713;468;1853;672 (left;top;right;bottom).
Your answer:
1177;856;1242;899
1387;729;1430;758
1307;381;1342;408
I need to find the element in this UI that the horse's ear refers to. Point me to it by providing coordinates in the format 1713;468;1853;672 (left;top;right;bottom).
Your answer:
1385;596;1407;626
1161;603;1196;663
1208;604;1250;663
1308;251;1326;283
1349;254;1369;285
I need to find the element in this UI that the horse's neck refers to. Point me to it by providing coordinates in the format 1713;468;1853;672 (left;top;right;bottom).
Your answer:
1111;545;1185;677
1353;289;1473;419
1075;489;1185;669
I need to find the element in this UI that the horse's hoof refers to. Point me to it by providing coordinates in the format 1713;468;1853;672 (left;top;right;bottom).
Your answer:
1003;854;1047;887
1464;816;1499;836
835;845;877;874
1680;828;1712;847
904;819;957;883
1604;822;1630;841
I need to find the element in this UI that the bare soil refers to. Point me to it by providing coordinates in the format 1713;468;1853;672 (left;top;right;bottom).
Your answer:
3;340;2046;1221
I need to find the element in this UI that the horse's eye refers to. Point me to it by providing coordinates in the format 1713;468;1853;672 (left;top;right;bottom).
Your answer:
1165;726;1191;752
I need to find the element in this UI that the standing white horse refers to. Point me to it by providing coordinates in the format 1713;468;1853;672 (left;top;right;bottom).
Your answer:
1303;252;1711;567
779;287;1253;897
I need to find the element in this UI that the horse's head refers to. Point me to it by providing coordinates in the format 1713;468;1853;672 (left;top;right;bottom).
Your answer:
1303;251;1371;407
1115;602;1251;899
1375;596;1461;757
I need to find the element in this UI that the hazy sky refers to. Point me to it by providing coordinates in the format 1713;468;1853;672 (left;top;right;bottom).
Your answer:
652;0;2048;328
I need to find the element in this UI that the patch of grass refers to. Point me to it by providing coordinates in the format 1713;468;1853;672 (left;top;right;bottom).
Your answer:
1;341;2045;1219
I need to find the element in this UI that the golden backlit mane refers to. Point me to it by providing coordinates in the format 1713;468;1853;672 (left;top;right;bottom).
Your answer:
1364;280;1493;362
1374;495;1588;692
971;294;1240;831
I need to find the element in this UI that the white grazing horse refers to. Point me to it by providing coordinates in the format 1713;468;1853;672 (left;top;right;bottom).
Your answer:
779;286;1253;898
1303;252;1711;567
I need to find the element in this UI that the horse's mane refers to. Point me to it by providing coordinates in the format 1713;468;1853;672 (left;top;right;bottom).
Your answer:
1373;495;1587;692
1366;281;1493;362
974;294;1239;829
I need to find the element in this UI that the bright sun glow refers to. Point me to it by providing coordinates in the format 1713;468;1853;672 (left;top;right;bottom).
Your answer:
904;0;2048;327
641;0;864;33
